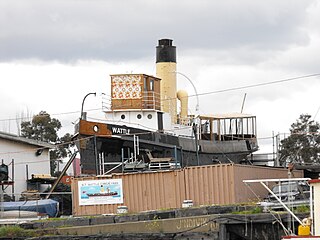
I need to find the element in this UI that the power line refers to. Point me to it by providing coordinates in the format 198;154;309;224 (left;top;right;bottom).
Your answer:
314;104;320;120
96;72;320;108
0;108;102;122
0;73;319;123
188;73;320;98
0;136;92;160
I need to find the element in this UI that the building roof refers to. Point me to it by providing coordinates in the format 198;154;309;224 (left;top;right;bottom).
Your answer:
0;131;54;149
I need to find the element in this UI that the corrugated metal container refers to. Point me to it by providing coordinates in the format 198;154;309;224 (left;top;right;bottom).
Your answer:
72;164;303;216
233;165;303;203
183;165;235;205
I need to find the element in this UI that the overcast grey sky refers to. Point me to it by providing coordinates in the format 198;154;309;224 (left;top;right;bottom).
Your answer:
1;0;320;153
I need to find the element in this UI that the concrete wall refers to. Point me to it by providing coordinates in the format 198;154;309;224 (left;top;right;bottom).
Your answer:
0;138;50;200
72;164;303;216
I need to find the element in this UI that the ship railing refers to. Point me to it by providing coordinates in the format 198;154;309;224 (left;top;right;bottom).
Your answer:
200;132;257;141
102;91;161;111
198;115;257;142
141;91;161;110
219;134;256;141
102;95;112;111
177;115;196;126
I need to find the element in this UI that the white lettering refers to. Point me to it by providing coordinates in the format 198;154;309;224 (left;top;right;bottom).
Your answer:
111;127;130;135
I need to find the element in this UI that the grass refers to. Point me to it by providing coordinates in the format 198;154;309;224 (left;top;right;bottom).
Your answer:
232;206;263;214
232;205;310;215
0;226;37;238
294;205;310;213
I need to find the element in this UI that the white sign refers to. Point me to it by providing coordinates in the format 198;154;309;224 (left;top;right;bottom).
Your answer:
78;179;123;206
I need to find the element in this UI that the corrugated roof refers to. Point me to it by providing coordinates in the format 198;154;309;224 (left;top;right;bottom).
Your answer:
0;131;54;148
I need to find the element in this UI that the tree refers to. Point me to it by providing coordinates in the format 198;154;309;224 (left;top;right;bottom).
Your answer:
279;114;320;165
21;111;61;142
21;111;74;175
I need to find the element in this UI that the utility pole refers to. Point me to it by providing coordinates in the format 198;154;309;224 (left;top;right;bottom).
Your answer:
275;133;280;166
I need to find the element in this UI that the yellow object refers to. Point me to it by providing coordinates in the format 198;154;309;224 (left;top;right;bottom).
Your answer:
156;62;177;123
32;174;54;179
298;224;311;236
177;89;188;123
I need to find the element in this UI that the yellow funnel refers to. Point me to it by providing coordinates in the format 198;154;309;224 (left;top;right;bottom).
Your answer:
156;39;177;123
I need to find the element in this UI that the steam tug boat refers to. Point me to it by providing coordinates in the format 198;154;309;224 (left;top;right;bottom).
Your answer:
74;39;258;175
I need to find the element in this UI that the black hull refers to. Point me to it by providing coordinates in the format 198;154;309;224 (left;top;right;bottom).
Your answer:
77;130;257;175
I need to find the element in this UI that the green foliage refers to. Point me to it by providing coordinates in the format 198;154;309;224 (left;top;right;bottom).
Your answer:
20;111;74;175
232;206;262;214
251;206;263;213
294;205;310;213
54;132;74;159
50;133;74;175
0;226;36;238
21;111;61;142
279;114;320;165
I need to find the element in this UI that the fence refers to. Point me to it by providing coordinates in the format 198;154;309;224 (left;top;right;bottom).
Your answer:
72;164;303;216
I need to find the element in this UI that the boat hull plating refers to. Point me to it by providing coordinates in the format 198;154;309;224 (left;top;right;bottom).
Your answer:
76;120;257;174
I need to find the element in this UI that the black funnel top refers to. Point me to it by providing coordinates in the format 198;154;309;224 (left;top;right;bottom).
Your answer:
156;39;176;63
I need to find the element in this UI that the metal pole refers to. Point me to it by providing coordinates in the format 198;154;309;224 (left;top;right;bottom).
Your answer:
181;148;183;168
311;185;315;235
240;93;247;113
275;133;280;166
121;148;124;173
174;71;200;113
174;146;177;169
0;185;4;217
94;135;99;175
137;136;139;156
45;151;78;199
0;159;4;215
26;164;29;181
260;181;303;225
80;92;96;120
102;153;105;175
98;152;102;175
193;123;200;165
133;135;136;161
11;159;14;200
272;131;275;164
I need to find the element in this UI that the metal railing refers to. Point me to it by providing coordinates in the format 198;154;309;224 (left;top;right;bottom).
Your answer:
141;91;161;110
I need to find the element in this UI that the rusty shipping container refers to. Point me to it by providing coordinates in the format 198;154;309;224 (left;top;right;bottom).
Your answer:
72;164;303;216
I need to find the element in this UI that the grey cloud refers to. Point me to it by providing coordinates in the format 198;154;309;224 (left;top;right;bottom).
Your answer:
0;0;314;62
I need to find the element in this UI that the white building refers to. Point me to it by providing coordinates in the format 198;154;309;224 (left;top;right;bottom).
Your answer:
0;131;53;201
